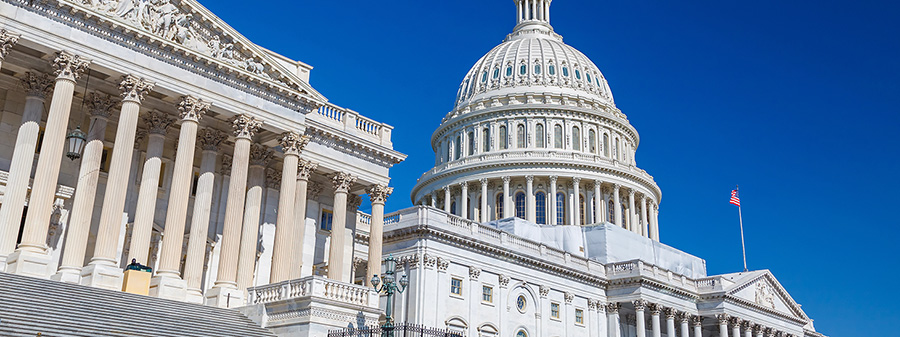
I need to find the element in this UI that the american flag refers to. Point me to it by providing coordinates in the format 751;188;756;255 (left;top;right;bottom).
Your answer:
730;189;741;207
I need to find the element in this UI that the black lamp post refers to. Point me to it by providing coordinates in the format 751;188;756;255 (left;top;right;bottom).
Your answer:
371;254;408;337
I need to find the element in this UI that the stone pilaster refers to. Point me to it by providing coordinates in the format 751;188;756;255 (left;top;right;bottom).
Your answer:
459;182;468;219
53;92;117;283
365;184;392;286
208;114;261;308
7;52;90;278
613;184;622;227
270;132;309;283
502;176;511;218
327;172;356;282
573;177;581;225
549;176;558;225
183;128;226;303
525;175;535;222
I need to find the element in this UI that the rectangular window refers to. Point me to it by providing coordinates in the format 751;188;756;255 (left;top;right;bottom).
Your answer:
99;147;112;173
191;172;199;196
482;285;493;303
158;162;167;188
575;309;584;324
450;278;463;296
550;302;560;319
35;128;45;154
320;209;334;231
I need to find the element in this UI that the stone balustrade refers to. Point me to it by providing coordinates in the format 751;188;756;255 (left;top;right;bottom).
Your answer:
246;275;379;308
313;102;393;146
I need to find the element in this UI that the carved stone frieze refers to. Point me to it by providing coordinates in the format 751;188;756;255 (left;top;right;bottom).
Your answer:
230;114;262;139
52;51;91;81
249;144;273;167
119;75;154;103
85;92;118;119
197;128;227;151
21;72;54;99
143;110;175;135
367;184;393;204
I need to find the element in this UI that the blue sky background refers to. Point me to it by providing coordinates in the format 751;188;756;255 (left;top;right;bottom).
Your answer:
204;1;899;335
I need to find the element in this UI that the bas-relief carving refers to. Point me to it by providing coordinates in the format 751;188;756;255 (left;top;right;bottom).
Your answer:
755;280;776;310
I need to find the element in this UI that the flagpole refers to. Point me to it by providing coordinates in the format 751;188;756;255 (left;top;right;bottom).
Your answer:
737;185;748;272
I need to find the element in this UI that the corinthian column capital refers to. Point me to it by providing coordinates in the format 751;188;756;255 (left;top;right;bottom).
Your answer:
0;29;20;60
606;302;620;314
142;110;175;135
331;172;357;193
119;75;155;103
177;95;209;121
52;51;91;81
249;143;273;167
367;184;393;204
86;92;118;119
230;114;262;139
197;128;227;151
279;131;310;156
633;299;647;311
21;72;54;99
297;159;318;180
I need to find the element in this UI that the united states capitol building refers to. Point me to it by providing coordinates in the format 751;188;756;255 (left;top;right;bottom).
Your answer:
0;0;826;336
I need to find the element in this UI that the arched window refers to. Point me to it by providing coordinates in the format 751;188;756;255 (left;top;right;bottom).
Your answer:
607;200;615;223
603;134;610;157
454;135;461;160
482;127;490;152
466;197;471;219
614;138;620;160
536;124;545;148
553;125;563;149
515;192;526;219
575;69;582;80
517;124;526;148
499;126;508;150
446;141;452;162
589;129;597;153
468;132;475;155
549;64;556;76
481;71;488;83
562;66;569;77
476;196;482;221
451;201;457;215
516;331;528;337
495;193;504;220
621;206;627;229
536;192;547;224
520;64;527;75
534;64;541;75
493;68;500;79
579;194;586;225
506;66;513;77
572;126;581;151
556;192;566;225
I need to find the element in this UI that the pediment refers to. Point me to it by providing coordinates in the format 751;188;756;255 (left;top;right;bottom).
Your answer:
65;0;325;103
726;271;808;321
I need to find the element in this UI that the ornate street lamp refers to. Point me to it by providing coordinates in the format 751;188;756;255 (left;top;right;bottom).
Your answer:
65;126;86;160
371;254;408;337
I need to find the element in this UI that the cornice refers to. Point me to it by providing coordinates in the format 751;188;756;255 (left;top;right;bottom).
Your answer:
305;121;406;168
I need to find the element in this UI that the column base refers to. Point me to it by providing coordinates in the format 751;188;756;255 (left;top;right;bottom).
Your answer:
80;263;124;291
51;267;83;284
185;288;204;304
5;249;54;279
149;274;188;301
0;254;8;273
205;286;244;308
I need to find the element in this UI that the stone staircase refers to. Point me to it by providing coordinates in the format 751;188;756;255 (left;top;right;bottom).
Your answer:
0;271;275;337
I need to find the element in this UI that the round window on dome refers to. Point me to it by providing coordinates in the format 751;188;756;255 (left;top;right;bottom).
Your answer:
520;64;527;75
534;65;541;74
506;66;513;77
575;69;582;80
562;67;569;77
549;65;556;75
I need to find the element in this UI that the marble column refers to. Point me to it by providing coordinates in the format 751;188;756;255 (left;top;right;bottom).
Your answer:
327;172;356;282
480;178;488;222
207;114;261;308
634;300;647;337
612;184;621;227
717;314;729;337
525;175;535;222
430;192;436;208
52;93;116;283
641;196;649;238
650;304;662;337
692;316;703;337
6;52;90;278
270;132;308;283
125;111;173;265
0;72;52;267
459;182;468;220
183;128;226;303
443;186;451;213
680;314;691;337
502;176;511;218
573;177;581;225
365;184;392;286
731;318;742;337
235;144;271;290
651;202;660;242
593;181;602;224
665;308;676;337
628;190;636;233
743;322;754;337
291;160;317;279
151;96;208;299
0;29;20;70
606;303;621;337
549;176;558;225
81;75;153;290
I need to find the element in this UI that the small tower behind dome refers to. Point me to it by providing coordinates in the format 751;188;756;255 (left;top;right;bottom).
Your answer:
516;0;552;25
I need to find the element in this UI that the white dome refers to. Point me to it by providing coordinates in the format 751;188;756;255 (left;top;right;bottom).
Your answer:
453;23;615;112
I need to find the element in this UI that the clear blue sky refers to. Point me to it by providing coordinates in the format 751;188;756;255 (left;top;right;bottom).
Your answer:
204;1;899;335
